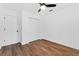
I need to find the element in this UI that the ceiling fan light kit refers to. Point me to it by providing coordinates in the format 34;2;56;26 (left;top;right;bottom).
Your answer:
38;3;56;13
40;5;46;10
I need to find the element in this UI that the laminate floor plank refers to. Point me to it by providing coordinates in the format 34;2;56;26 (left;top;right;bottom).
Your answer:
0;39;79;56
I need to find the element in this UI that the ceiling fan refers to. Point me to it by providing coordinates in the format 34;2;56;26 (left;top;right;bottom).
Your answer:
38;3;56;12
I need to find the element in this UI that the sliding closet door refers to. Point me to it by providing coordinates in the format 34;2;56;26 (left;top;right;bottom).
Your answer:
0;16;18;47
3;15;18;46
0;16;5;47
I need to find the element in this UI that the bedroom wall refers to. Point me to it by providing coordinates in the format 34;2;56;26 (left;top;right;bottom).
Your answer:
42;4;79;49
22;10;42;44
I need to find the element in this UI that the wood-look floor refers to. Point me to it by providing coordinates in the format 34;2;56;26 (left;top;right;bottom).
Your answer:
0;39;79;56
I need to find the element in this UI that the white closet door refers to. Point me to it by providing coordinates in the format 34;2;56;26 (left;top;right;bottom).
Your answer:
3;15;18;46
0;16;5;47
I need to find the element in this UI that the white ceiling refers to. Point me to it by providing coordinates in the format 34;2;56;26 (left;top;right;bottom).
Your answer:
0;3;79;15
1;3;40;14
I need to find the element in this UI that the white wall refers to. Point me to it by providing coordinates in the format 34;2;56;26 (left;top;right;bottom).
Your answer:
42;4;79;49
22;10;41;44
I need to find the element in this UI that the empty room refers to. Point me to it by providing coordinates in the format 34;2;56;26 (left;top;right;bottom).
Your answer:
0;3;79;56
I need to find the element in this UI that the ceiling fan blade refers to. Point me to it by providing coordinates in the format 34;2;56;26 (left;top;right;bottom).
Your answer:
39;3;46;6
38;9;41;12
46;4;56;7
49;9;53;12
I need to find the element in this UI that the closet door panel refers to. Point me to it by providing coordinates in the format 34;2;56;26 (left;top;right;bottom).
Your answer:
0;17;4;47
3;15;18;46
